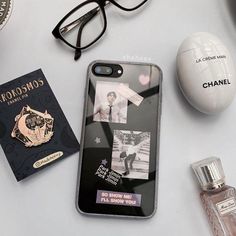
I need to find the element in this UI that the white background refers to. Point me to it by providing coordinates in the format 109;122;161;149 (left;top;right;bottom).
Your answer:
1;0;236;235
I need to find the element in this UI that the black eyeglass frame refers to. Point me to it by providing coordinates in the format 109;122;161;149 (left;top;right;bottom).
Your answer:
52;0;148;51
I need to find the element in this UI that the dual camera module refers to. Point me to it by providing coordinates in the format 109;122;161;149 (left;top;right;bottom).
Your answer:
92;63;123;78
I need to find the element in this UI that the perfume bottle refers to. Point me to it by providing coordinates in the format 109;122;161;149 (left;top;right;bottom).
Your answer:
192;157;236;236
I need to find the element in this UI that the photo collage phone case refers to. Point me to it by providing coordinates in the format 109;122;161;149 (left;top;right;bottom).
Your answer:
76;61;162;218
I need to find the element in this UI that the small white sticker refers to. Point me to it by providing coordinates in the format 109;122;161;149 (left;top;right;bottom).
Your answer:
216;197;236;216
94;137;101;144
117;84;144;106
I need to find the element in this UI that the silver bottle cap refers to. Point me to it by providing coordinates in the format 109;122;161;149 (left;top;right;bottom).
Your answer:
191;157;226;191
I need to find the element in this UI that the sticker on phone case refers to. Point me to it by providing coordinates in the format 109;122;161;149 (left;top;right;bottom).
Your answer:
95;160;122;186
139;74;150;86
93;81;128;124
111;130;151;180
94;137;101;144
117;84;144;106
96;190;142;207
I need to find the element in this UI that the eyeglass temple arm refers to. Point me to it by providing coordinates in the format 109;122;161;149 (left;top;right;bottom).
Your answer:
60;1;110;35
74;15;92;60
74;4;103;60
74;2;110;60
60;8;98;35
74;31;82;61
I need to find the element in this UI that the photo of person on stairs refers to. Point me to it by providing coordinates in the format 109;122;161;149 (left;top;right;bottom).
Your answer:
111;130;151;179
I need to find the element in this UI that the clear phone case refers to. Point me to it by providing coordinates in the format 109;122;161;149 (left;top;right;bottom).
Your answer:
76;60;162;218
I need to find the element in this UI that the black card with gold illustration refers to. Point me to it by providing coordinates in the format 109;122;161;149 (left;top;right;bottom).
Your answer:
0;69;80;181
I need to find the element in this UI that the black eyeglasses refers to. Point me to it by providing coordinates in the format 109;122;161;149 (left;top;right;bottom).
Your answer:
52;0;149;61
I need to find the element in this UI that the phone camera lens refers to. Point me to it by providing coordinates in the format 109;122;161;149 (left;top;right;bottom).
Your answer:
105;67;112;74
94;66;102;74
94;66;113;75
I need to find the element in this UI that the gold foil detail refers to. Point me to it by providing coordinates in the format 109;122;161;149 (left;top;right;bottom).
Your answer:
11;105;54;147
33;151;63;168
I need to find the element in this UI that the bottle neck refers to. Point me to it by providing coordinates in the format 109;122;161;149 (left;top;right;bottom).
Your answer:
203;181;226;192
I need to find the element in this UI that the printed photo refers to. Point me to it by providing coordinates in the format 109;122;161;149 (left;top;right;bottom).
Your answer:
93;81;128;124
111;130;151;180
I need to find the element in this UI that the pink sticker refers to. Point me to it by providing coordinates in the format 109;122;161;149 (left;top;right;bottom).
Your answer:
139;74;150;85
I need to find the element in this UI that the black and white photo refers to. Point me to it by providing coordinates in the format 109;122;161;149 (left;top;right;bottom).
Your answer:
93;81;128;124
111;130;151;179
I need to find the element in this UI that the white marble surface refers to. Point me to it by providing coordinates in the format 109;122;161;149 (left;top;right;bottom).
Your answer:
1;0;236;235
